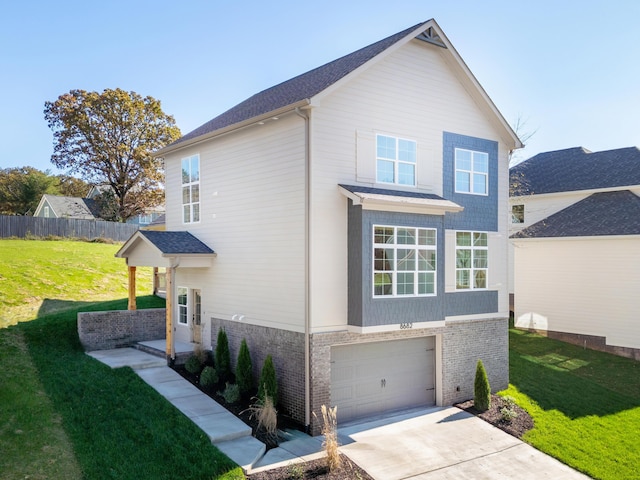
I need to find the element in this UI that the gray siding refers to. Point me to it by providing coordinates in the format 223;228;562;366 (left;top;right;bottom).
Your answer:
445;290;498;316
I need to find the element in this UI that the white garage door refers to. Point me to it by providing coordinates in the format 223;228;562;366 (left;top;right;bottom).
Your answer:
330;337;435;423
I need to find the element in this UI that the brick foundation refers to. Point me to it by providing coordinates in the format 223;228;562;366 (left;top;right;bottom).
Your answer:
78;309;165;351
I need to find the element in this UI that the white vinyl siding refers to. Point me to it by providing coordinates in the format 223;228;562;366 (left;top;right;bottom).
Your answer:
514;236;640;350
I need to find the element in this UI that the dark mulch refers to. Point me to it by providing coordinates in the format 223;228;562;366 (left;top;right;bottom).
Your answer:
455;394;534;439
246;455;373;480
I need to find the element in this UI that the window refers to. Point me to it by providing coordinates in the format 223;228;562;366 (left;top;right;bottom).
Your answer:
376;135;416;186
511;204;524;223
373;226;436;297
43;206;50;218
182;154;200;223
178;287;188;324
455;231;488;290
455;148;488;195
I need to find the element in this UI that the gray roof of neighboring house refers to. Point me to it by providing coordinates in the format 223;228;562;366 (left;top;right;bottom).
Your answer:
511;190;640;238
172;22;426;146
139;230;215;255
339;184;446;200
43;194;101;219
510;146;640;196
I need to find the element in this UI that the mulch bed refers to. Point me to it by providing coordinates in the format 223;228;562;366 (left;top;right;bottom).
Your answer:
455;394;534;439
246;455;373;480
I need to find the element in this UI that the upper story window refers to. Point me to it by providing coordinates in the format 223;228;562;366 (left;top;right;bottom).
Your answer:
182;154;200;223
455;231;488;290
455;148;488;195
376;135;416;186
373;225;437;297
511;204;524;223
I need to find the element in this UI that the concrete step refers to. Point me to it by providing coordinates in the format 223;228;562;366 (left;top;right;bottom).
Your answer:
216;436;266;473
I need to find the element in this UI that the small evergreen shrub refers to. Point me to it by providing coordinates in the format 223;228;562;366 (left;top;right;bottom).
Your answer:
474;359;491;412
236;339;253;396
185;354;203;375
258;355;278;405
220;383;241;404
200;366;218;388
215;328;231;382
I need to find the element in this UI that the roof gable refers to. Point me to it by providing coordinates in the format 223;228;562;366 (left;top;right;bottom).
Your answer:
510;146;640;196
41;194;99;220
512;190;640;238
160;20;520;154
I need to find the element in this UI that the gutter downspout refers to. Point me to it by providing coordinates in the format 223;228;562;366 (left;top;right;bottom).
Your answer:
295;106;311;431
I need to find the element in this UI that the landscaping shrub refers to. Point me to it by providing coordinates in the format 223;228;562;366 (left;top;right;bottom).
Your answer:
258;354;278;405
199;366;218;389
319;405;341;472
185;354;203;375
215;328;231;382
474;359;491;412
220;383;241;404
236;338;253;396
246;395;278;447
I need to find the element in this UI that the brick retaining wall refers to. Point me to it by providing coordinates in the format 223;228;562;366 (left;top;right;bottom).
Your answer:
78;308;166;351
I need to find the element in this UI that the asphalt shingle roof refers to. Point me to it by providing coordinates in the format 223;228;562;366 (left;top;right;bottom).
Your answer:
339;184;446;201
510;146;640;196
44;194;100;220
173;22;426;145
139;230;215;255
511;190;640;238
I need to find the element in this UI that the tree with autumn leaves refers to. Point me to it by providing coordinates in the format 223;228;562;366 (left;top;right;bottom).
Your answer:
44;88;181;222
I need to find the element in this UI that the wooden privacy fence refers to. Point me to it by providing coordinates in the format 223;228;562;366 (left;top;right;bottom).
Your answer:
0;215;139;242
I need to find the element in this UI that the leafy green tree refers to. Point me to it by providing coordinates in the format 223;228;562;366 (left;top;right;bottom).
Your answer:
44;88;181;222
474;359;491;412
236;339;253;396
258;354;278;405
215;328;231;382
0;167;58;215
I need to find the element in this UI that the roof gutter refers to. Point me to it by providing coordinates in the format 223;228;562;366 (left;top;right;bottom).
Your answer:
156;100;312;157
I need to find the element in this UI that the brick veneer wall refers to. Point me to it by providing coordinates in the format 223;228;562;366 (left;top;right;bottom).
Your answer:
210;318;306;428
211;316;508;436
78;308;165;351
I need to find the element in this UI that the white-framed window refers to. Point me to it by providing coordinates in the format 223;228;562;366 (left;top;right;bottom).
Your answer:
376;134;416;186
455;148;488;195
181;154;200;223
373;225;437;297
455;231;488;290
43;206;50;218
511;204;524;223
178;287;188;324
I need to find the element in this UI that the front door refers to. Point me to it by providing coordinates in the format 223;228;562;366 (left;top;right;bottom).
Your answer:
191;289;202;344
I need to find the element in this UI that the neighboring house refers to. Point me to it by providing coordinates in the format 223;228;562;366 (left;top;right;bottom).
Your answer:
33;194;101;220
87;184;165;227
509;146;640;360
116;19;521;433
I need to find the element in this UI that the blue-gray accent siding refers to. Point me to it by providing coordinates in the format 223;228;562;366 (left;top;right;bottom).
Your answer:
347;203;446;327
442;132;499;232
445;290;498;316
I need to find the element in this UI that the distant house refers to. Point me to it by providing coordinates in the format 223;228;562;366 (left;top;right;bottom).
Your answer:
116;19;521;433
509;147;640;360
33;194;101;220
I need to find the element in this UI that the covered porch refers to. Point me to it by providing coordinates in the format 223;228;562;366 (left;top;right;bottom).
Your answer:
115;230;216;361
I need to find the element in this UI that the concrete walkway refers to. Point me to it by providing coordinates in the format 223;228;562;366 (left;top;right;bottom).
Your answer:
89;347;591;478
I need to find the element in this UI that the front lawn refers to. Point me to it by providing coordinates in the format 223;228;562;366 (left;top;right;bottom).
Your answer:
504;327;640;480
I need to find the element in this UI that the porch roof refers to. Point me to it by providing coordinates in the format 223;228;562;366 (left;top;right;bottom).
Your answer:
115;230;216;267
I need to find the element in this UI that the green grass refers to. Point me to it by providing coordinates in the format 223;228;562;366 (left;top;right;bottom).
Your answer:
504;327;640;480
0;239;244;479
0;239;154;328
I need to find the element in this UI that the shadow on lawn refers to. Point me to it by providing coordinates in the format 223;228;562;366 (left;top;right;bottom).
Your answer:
510;328;640;419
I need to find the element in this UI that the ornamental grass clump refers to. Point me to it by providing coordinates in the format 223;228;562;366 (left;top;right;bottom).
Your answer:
319;405;341;472
474;359;491;412
245;394;278;447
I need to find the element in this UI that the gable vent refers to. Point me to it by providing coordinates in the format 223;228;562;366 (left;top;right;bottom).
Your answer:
416;27;446;48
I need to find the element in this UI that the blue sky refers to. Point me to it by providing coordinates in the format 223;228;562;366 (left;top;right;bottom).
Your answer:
1;0;639;174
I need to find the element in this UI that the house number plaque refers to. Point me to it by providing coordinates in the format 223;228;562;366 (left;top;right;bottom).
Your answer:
400;322;413;329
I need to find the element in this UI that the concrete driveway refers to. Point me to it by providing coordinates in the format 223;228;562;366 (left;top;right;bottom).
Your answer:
338;407;590;479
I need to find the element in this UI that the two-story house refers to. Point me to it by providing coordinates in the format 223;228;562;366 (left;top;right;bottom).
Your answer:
117;19;521;433
510;147;640;360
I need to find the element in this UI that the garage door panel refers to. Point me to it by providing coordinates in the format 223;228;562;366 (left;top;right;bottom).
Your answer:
331;337;436;423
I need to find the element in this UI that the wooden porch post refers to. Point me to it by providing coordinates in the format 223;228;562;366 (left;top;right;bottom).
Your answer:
127;265;137;310
152;267;159;295
165;267;175;361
